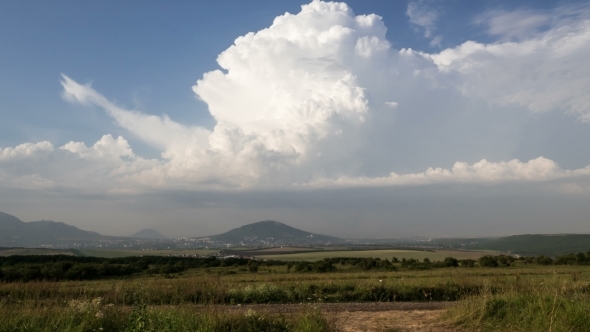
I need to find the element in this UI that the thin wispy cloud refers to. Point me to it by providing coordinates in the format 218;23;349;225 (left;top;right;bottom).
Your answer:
406;0;439;38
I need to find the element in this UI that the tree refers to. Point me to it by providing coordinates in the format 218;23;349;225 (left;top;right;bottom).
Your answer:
478;256;498;267
443;257;459;267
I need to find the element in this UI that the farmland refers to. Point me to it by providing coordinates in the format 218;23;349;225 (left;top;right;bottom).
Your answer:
253;248;498;261
79;248;219;258
0;248;78;256
1;251;590;331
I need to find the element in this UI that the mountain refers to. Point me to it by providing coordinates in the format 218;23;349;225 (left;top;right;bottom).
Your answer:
130;228;166;239
0;211;103;247
205;220;343;245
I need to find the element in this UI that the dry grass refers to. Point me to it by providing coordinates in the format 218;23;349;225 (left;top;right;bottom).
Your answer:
1;264;589;331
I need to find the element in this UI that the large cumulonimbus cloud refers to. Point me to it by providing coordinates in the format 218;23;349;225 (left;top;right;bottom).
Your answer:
2;0;590;193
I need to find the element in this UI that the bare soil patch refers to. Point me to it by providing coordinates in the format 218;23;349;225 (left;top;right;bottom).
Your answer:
217;302;460;332
254;247;320;253
333;310;460;332
222;302;451;314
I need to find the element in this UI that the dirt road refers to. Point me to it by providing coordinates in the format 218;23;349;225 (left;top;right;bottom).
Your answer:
221;302;462;332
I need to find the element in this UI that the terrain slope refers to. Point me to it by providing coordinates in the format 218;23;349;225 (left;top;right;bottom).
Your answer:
205;220;343;245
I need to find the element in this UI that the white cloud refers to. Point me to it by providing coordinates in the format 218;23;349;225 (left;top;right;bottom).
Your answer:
0;135;157;192
429;35;442;48
475;10;550;40
2;1;590;195
407;0;439;38
304;157;590;188
426;7;590;119
61;75;211;157
384;102;398;109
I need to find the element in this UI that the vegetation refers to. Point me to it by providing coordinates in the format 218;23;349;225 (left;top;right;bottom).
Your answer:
446;274;590;331
466;234;590;256
0;297;336;332
255;248;493;261
2;251;590;283
1;251;590;331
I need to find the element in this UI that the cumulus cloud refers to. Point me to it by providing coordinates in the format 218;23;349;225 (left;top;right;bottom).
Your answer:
426;4;590;118
2;1;590;194
61;75;211;156
0;135;157;192
304;157;590;188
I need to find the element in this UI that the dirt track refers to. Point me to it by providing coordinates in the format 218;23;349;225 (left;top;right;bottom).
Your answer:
222;302;451;313
218;302;462;332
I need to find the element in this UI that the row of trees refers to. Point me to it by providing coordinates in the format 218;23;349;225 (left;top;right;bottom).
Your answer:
0;255;275;282
480;250;590;267
2;250;589;282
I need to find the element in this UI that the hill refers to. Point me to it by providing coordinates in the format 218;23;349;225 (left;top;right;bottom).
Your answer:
206;220;343;245
130;228;166;239
0;211;103;247
465;234;590;256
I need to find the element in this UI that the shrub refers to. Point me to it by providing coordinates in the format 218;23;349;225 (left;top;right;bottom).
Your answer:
478;256;498;267
442;257;459;267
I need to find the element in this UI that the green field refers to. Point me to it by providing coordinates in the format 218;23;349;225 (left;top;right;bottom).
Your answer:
256;249;499;261
0;248;77;256
79;248;219;258
2;251;590;331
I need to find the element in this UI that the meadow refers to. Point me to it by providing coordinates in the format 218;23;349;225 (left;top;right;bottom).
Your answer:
79;249;219;258
0;248;77;257
255;248;497;261
1;252;589;331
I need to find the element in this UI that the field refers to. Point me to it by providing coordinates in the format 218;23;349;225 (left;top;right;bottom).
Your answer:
1;252;590;331
255;248;498;261
79;248;219;258
0;248;77;256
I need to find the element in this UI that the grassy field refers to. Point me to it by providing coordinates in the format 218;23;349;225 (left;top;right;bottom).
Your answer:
256;248;499;261
0;248;77;256
1;254;589;331
79;248;219;258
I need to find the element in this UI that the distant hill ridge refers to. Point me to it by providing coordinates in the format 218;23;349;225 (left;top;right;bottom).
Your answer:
130;228;165;239
465;234;590;256
205;220;343;245
0;211;102;247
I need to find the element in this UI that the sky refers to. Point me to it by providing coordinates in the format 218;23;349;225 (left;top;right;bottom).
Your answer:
1;0;590;238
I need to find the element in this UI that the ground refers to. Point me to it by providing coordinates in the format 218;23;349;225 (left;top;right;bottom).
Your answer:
257;249;499;261
335;310;455;332
222;303;461;332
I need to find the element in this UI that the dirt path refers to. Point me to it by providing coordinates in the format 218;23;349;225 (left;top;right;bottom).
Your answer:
332;310;460;332
219;302;461;331
222;302;451;313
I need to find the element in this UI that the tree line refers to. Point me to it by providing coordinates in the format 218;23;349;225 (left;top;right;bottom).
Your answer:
1;250;589;282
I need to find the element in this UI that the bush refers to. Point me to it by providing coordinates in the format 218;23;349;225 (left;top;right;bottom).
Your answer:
536;256;553;265
460;259;475;267
442;257;459;267
479;256;498;267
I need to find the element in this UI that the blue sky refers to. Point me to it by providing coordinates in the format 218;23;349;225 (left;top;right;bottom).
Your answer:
1;0;576;151
1;0;590;237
